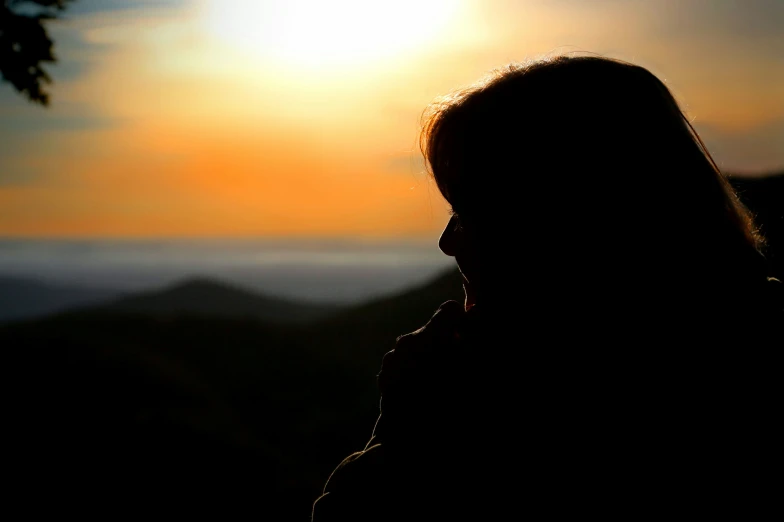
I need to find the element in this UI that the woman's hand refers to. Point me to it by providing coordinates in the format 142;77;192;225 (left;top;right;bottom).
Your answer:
377;300;466;397
373;300;479;445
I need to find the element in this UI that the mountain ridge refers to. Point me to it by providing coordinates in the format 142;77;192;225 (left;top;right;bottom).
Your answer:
94;276;345;324
0;276;123;323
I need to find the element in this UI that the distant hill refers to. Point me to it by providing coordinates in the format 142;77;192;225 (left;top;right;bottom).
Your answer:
0;276;122;323
0;265;463;520
93;277;344;324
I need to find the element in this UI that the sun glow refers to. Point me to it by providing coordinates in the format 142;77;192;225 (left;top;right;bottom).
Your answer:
204;0;461;69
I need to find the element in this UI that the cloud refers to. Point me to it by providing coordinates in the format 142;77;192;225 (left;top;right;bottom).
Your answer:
44;0;191;83
0;161;40;187
0;109;118;135
67;0;190;17
0;0;184;145
0;77;120;131
686;0;784;42
44;20;113;83
624;0;784;60
541;0;784;43
0;2;190;188
0;92;120;186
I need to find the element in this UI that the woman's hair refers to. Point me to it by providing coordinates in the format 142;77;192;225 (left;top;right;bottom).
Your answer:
420;54;763;291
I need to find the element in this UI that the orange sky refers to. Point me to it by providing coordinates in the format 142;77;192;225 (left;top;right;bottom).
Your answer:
1;0;782;238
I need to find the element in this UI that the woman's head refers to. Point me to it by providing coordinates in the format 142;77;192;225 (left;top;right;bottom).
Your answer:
421;54;763;311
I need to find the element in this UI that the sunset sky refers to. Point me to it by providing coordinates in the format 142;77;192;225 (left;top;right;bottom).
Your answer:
1;0;782;239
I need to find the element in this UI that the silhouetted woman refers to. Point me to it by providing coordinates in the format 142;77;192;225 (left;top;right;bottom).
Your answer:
312;55;782;521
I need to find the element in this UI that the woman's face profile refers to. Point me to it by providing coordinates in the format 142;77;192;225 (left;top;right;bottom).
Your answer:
439;215;479;310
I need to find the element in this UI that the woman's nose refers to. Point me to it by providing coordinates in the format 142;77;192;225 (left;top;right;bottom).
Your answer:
439;216;459;257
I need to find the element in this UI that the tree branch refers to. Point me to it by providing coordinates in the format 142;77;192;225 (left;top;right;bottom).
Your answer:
0;0;73;106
